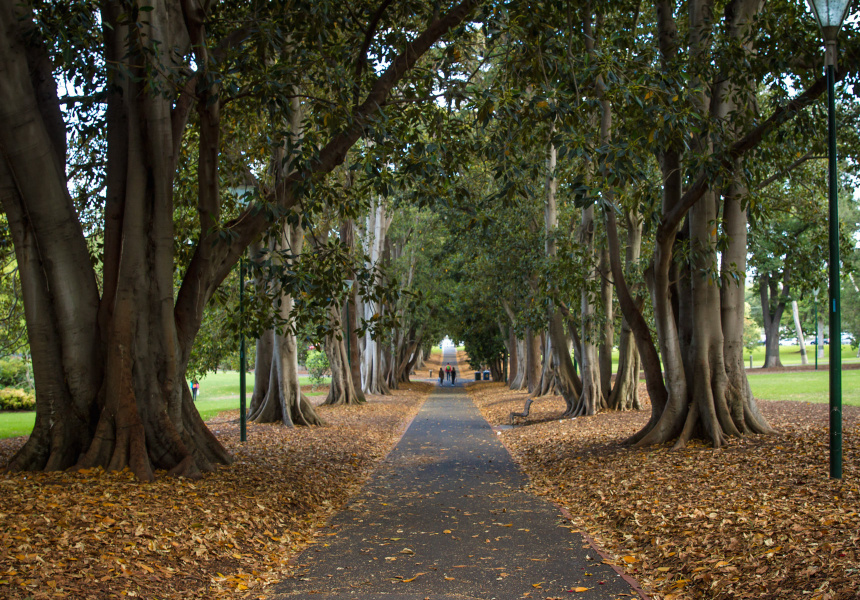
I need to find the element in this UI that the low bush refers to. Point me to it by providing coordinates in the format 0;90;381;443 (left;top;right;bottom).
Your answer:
0;388;35;411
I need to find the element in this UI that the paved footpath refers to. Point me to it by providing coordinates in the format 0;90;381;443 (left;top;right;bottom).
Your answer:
272;348;642;600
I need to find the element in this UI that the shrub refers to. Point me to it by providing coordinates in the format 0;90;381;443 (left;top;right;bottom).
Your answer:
305;350;330;387
0;387;35;411
0;357;31;390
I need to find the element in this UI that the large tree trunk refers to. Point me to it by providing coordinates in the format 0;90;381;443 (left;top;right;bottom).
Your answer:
4;5;232;480
501;300;527;390
322;303;364;406
721;180;774;435
525;327;541;394
340;219;366;403
608;209;643;411
629;0;771;448
571;202;603;417
248;224;325;426
760;273;788;367
248;330;274;417
361;200;391;395
536;332;557;397
598;245;614;401
542;134;581;411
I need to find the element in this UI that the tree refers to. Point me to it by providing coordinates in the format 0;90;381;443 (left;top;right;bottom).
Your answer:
0;0;481;479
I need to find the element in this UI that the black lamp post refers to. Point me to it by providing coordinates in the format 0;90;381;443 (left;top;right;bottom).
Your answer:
806;0;851;479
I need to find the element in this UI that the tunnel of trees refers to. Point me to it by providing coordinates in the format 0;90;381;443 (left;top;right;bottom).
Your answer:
1;0;860;480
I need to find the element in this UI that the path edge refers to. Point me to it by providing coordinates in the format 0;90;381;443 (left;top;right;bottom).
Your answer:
555;504;653;600
470;387;652;600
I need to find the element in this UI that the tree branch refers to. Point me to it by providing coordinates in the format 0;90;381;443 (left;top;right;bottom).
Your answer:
659;68;844;240
354;0;396;107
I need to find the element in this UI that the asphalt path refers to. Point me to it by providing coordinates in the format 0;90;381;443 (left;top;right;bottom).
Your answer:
271;347;642;599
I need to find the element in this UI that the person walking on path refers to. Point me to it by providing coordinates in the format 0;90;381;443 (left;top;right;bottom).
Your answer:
438;367;444;385
450;366;457;385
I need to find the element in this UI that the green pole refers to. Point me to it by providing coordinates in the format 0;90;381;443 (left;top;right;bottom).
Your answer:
826;60;841;479
814;294;818;371
239;257;247;443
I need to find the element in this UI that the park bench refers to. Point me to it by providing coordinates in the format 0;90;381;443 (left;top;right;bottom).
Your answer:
510;398;534;425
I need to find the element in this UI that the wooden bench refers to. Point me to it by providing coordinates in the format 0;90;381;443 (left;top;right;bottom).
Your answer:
510;398;534;425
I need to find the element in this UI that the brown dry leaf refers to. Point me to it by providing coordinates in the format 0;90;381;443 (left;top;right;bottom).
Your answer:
0;383;430;600
468;381;860;600
401;572;426;582
571;587;591;592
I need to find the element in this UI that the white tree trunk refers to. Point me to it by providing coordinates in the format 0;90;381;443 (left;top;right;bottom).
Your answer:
791;300;808;365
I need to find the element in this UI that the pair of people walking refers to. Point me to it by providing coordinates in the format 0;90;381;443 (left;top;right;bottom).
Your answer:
438;362;456;385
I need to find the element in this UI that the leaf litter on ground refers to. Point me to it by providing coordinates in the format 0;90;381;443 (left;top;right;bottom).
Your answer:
0;383;429;599
468;382;859;600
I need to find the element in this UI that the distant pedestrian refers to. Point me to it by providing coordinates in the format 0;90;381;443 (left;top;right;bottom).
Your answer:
445;363;451;384
438;367;444;385
451;367;456;385
191;380;200;402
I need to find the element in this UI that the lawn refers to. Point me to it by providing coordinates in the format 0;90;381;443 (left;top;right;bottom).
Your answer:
747;368;860;406
0;370;331;439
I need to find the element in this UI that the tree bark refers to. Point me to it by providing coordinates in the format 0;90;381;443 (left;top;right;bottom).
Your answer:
322;302;364;406
598;245;614;401
361;200;391;395
760;273;788;367
340;218;366;402
722;180;774;435
248;224;325;426
608;209;643;411
525;327;541;394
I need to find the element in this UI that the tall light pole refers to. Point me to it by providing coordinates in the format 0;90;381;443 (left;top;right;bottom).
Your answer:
813;287;819;371
239;254;247;443
231;186;254;444
806;0;851;479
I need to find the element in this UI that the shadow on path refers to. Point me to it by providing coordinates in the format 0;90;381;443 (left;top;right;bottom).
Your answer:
271;348;642;599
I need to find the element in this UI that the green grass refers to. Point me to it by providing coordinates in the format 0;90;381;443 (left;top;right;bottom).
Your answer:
0;370;332;439
0;411;38;438
747;368;860;406
743;344;859;368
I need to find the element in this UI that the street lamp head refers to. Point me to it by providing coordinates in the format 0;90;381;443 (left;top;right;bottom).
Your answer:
806;0;852;41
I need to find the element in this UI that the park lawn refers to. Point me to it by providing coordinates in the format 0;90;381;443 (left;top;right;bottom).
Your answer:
0;370;332;439
0;411;39;438
747;368;860;406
